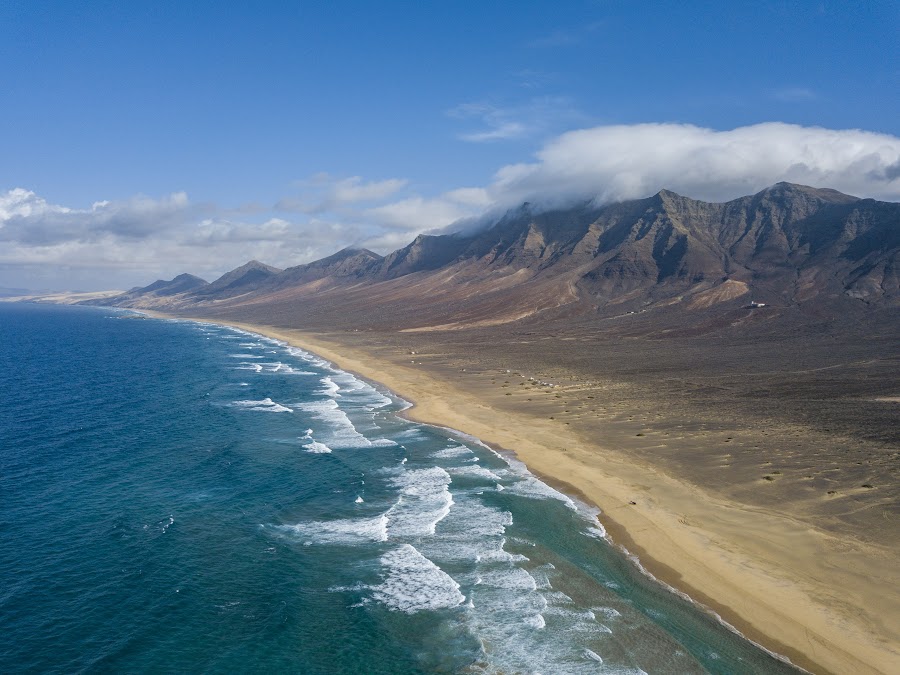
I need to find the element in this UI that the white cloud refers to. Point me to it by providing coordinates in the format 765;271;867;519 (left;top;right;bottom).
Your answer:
331;176;408;203
366;196;474;232
279;173;409;213
0;189;195;245
0;188;71;220
443;187;492;208
482;122;900;206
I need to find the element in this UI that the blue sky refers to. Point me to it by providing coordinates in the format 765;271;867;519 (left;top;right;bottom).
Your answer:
1;1;898;290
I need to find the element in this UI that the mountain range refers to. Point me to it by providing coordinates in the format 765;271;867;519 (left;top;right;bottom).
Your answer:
94;183;899;333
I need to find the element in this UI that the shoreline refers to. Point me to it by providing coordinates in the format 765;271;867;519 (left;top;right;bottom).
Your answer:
145;310;898;675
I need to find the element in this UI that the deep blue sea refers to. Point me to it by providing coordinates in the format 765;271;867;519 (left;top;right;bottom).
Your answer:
0;304;798;674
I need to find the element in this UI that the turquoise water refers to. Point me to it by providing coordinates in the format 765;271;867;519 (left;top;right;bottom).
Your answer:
0;304;798;673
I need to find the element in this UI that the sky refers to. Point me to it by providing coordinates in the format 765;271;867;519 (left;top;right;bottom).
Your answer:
1;0;899;291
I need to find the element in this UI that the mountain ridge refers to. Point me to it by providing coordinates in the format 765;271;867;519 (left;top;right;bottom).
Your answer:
91;183;899;329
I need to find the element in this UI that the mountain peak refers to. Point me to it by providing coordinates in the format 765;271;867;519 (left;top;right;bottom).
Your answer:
270;247;384;288
655;188;682;199
759;182;859;204
139;273;208;296
233;260;282;274
246;259;278;269
198;261;282;297
323;246;383;263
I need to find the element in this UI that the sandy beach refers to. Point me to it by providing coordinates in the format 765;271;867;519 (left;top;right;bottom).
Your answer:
155;311;899;675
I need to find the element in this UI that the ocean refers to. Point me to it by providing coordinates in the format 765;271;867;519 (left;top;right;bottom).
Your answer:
0;303;798;674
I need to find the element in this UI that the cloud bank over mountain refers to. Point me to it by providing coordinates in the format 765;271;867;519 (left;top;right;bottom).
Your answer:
2;122;899;290
487;122;900;207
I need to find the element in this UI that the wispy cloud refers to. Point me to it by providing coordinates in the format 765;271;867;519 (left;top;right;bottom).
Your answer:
448;97;583;143
514;69;556;90
277;173;408;213
528;29;579;48
460;121;529;143
770;86;817;102
448;103;529;142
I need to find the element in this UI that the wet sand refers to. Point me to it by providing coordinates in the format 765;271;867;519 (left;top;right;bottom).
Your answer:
152;312;899;674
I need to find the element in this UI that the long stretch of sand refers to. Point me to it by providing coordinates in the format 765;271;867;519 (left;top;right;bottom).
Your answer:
163;314;898;674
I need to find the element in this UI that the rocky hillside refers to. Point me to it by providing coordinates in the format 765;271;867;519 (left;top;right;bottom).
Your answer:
95;183;899;330
192;260;281;299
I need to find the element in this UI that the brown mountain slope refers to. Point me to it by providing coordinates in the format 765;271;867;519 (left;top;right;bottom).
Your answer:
191;260;282;299
98;183;899;330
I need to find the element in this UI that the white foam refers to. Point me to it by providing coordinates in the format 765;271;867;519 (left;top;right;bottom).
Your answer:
585;524;608;540
286;346;333;371
369;544;464;613
233;398;293;413
432;445;473;459
297;399;367;445
439;500;512;538
322;371;393;409
504;476;578;511
257;361;313;375
278;514;388;545
355;496;364;504
384;467;454;538
318;376;341;397
395;428;426;442
234;363;264;372
330;372;363;392
364;391;393;409
477;567;538;591
302;441;332;453
415;501;515;568
593;606;621;620
446;465;504;482
229;353;264;359
583;649;603;663
523;613;545;629
297;399;396;449
476;545;529;565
